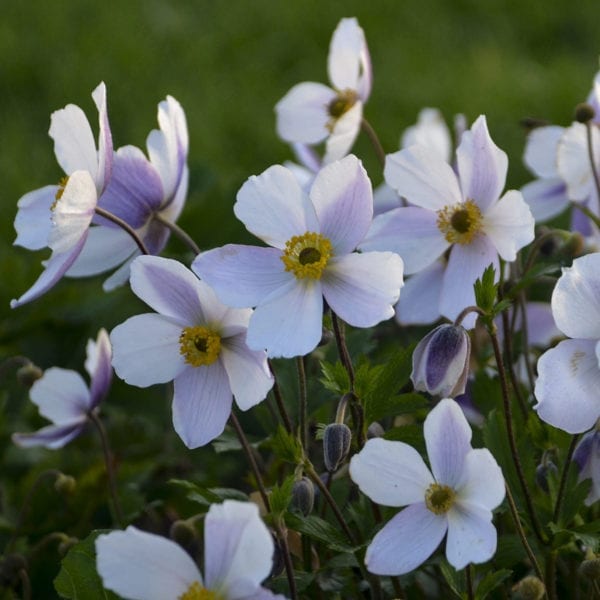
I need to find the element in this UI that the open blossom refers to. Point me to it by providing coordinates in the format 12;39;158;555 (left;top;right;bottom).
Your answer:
12;82;113;308
275;17;371;164
350;399;505;574
69;95;189;290
110;255;273;448
12;329;112;449
193;154;404;358
96;500;286;600
359;115;535;328
535;253;600;433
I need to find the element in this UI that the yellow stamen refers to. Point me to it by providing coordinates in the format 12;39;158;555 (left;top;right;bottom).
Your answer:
326;89;358;132
179;581;220;600
281;232;332;279
425;483;456;515
436;199;483;245
51;176;70;211
179;326;221;367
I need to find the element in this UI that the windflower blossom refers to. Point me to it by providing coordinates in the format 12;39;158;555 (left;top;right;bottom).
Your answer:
350;398;505;574
359;115;535;328
193;155;404;358
275;17;371;164
12;329;112;449
110;255;273;448
12;83;113;308
96;500;286;600
535;253;600;433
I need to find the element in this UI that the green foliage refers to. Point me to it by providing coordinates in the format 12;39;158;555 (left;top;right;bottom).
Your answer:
268;426;304;464
269;474;295;518
285;513;359;554
168;479;249;505
475;569;512;600
474;264;498;316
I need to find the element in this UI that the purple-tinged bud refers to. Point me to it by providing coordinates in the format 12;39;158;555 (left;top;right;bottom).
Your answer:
366;422;385;439
411;324;471;398
291;477;315;516
535;461;558;493
323;423;351;472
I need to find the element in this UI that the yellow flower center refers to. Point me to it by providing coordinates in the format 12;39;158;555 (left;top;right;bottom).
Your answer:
327;89;358;131
179;326;221;367
436;199;483;245
179;582;220;600
281;232;332;279
425;483;456;515
51;176;70;211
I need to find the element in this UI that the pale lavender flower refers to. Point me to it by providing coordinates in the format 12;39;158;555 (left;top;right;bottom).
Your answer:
350;398;504;574
535;253;600;433
12;329;112;449
573;429;600;506
193;155;404;358
360;115;534;329
275;17;371;164
110;255;273;449
96;500;286;600
12;83;113;308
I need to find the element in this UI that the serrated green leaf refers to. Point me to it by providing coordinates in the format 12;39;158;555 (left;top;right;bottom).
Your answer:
285;513;358;553
366;392;428;423
270;474;295;517
475;568;512;600
549;519;600;552
320;360;350;395
168;479;248;505
54;531;118;599
269;425;304;464
474;264;497;314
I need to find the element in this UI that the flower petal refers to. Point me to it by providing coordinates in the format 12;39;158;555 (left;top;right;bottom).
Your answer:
359;206;448;275
523;125;563;178
14;186;56;250
172;361;232;448
365;502;447;575
446;502;497;569
323;102;362;164
439;236;499;328
394;259;444;325
86;329;113;409
384;145;463;210
457;115;508;212
246;279;323;358
321;251;403;327
310;154;372;253
234;165;318;248
204;500;274;598
349;438;434;506
424;398;472;487
12;419;86;450
551;253;600;339
482;190;535;261
401;108;452;163
92;81;113;191
521;178;569;222
96;526;202;600
275;82;336;145
193;245;293;308
130;255;204;324
220;333;273;411
535;339;600;433
110;313;185;387
456;449;505;510
30;367;90;422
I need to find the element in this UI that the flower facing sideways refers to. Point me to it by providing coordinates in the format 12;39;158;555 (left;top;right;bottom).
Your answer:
350;398;505;574
96;500;286;600
12;329;112;449
110;255;274;448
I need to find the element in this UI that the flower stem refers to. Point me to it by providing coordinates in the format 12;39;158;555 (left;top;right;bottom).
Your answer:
153;212;201;255
465;564;475;600
89;411;124;526
552;434;580;524
453;305;485;327
331;312;354;391
361;117;386;170
585;121;600;201
297;356;309;451
94;206;149;255
268;360;293;434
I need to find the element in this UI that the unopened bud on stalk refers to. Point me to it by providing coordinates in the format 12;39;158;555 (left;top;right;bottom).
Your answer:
580;557;600;580
366;422;385;439
534;460;558;494
169;519;197;547
323;423;351;472
54;473;76;495
270;534;285;578
291;477;315;516
16;363;43;388
411;324;471;398
58;536;79;557
575;102;596;123
318;327;334;347
511;576;545;600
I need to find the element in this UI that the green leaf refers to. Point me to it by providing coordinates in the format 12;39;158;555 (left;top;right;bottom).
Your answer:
474;263;497;315
439;559;464;598
168;479;248;505
270;474;295;517
54;531;118;599
365;392;427;423
475;568;512;600
284;513;358;553
320;360;350;395
269;425;304;464
383;424;425;452
556;472;591;528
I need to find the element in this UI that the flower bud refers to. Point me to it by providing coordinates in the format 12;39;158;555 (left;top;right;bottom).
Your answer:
580;557;600;580
411;324;471;398
366;422;385;439
16;363;43;388
535;461;557;493
58;536;79;557
291;477;315;516
511;576;545;600
169;519;197;547
54;473;76;495
575;102;596;123
323;423;351;472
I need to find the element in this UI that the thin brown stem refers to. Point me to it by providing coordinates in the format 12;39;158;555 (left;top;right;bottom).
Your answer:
153;212;201;255
453;305;486;327
94;206;149;255
553;434;580;524
361;118;386;169
297;356;309;451
466;564;475;600
268;360;293;434
331;313;354;390
500;309;528;418
586;122;600;201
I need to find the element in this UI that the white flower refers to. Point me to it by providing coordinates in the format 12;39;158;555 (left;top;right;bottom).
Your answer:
96;500;286;600
275;17;371;164
110;255;273;448
350;399;505;574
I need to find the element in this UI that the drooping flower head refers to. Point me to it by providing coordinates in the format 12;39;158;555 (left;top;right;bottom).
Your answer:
96;500;286;600
275;17;371;164
110;255;273;448
12;329;112;449
193;154;404;358
350;398;505;574
359;115;535;328
12;83;113;308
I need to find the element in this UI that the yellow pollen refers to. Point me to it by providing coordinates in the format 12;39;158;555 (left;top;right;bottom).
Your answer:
179;326;221;367
179;581;220;600
425;483;456;515
436;199;483;245
51;176;70;211
327;89;358;131
281;232;332;279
